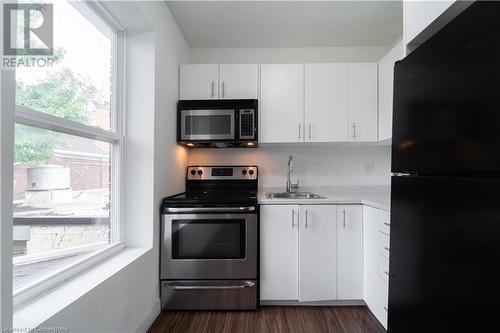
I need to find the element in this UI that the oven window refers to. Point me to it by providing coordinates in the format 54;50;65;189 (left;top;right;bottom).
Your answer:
185;115;232;135
172;219;246;259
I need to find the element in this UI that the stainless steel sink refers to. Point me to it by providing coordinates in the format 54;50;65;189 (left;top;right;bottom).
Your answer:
266;192;325;200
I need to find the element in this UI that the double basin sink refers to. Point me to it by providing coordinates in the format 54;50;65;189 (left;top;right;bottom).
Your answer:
266;191;325;200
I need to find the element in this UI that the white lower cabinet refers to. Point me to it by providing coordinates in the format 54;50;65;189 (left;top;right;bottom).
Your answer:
260;205;299;300
363;206;390;329
337;205;363;300
260;204;363;303
298;205;337;301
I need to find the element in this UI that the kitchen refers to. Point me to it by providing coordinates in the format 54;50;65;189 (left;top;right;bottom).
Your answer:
1;1;498;333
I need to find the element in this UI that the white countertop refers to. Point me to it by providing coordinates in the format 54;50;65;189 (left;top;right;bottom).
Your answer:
258;185;391;211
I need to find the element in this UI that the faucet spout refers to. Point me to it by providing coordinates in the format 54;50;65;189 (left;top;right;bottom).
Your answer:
286;155;299;193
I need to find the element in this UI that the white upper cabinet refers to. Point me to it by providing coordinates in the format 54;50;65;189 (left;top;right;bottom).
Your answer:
337;205;363;300
378;41;405;141
348;63;378;142
404;0;455;46
260;205;299;301
179;64;219;100
305;64;349;142
219;64;259;99
260;64;304;143
298;205;337;302
180;62;383;143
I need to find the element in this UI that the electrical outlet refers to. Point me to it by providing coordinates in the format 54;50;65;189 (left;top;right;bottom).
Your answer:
364;162;375;174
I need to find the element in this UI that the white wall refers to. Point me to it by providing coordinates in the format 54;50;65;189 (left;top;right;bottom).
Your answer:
37;2;190;332
0;70;15;329
190;46;390;64
189;145;391;189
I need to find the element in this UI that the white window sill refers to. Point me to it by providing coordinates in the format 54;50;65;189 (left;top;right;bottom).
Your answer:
13;247;151;329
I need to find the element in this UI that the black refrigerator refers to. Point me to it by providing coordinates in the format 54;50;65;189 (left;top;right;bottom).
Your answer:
389;2;500;333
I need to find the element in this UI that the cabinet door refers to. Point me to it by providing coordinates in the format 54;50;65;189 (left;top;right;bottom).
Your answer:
363;206;389;329
260;64;304;143
348;63;378;142
219;64;258;99
305;64;348;142
260;205;299;300
378;41;404;141
337;205;363;299
179;64;219;100
298;205;337;302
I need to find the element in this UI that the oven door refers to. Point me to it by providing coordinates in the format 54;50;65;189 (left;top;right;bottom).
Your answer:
180;109;235;141
161;212;257;280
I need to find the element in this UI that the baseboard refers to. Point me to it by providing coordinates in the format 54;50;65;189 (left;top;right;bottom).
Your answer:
135;298;161;333
259;300;366;306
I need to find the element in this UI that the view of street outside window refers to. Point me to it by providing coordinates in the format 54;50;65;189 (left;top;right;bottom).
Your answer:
12;0;115;290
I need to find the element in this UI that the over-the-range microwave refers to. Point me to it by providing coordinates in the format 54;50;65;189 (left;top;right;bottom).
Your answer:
177;99;258;148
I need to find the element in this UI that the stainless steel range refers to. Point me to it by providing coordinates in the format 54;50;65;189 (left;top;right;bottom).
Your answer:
160;166;258;310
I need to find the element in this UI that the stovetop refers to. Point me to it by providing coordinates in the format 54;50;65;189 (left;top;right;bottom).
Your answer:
162;190;258;206
161;166;258;209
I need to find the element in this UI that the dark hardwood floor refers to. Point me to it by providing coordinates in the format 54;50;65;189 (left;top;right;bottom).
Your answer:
148;306;386;333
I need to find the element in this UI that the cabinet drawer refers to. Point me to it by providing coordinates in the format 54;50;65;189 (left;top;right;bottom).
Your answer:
378;232;390;259
378;255;390;282
378;211;391;235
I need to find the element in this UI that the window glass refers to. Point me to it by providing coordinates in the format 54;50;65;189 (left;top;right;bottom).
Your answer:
13;125;111;290
15;0;113;130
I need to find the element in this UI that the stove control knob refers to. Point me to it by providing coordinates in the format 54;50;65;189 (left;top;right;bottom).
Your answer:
197;170;203;175
190;170;196;175
249;169;254;175
242;169;247;175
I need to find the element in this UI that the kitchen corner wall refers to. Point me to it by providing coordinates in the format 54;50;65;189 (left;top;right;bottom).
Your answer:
189;145;391;188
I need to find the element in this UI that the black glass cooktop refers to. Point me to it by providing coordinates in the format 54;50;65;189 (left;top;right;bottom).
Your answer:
161;190;258;206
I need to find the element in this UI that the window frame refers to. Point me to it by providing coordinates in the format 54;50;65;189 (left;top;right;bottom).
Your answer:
12;0;126;307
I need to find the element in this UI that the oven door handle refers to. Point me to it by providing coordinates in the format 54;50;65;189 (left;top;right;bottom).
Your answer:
164;207;255;213
164;281;256;290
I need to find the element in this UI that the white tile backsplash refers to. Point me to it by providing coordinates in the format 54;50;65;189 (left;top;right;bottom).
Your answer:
188;144;391;189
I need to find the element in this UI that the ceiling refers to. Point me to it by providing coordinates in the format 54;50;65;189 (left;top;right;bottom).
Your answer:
166;1;403;48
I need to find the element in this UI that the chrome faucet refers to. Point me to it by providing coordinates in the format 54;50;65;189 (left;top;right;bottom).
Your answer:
286;155;299;193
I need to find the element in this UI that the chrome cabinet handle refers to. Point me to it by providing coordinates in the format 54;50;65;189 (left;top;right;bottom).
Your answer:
308;122;312;140
342;209;346;228
211;81;215;97
352;122;357;139
221;80;225;98
384;222;391;227
291;209;295;228
305;209;309;229
384;246;390;252
384;271;389;276
298;123;301;140
384;306;388;312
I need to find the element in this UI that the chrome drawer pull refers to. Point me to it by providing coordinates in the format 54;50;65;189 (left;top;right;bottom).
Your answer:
384;222;391;227
384;271;389;276
384;246;390;252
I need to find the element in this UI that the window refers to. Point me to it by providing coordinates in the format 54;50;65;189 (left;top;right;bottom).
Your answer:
12;0;123;301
